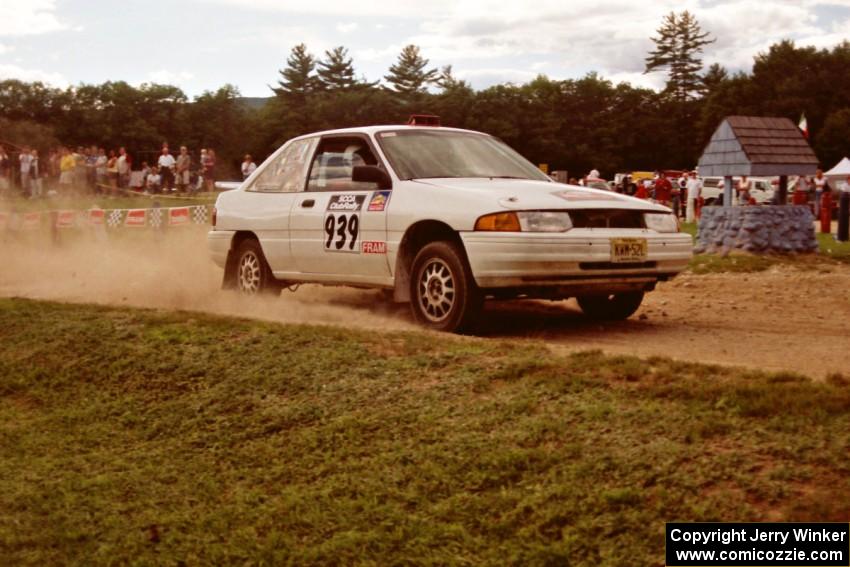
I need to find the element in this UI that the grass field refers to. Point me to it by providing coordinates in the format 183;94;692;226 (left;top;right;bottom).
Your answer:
1;299;848;565
680;221;850;273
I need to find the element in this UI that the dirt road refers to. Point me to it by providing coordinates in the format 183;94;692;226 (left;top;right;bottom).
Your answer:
1;229;847;378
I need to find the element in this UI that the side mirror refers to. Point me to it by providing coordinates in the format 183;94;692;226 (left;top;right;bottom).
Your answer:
352;165;392;190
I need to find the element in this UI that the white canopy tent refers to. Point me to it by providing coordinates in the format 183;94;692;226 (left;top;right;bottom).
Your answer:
825;157;850;186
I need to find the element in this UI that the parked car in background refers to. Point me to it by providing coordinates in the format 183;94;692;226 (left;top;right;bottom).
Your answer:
209;119;692;332
700;176;776;205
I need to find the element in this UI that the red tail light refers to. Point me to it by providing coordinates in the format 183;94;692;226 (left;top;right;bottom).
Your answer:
212;207;217;227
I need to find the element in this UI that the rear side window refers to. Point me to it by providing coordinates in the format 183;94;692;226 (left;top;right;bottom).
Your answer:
307;137;380;192
247;137;317;193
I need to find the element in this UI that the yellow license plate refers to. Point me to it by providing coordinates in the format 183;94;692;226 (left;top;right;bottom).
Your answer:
610;238;648;263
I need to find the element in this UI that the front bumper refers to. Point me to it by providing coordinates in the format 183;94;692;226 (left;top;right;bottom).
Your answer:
460;229;693;289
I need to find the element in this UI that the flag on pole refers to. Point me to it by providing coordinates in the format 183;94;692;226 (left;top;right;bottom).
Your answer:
798;113;808;139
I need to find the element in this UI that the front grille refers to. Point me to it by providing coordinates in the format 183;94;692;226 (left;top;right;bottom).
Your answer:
579;261;657;270
569;209;644;228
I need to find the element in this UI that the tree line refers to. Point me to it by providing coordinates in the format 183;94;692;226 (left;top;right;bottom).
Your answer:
1;12;848;179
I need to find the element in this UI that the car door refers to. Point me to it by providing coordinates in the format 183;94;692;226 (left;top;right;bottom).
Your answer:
289;134;391;280
238;137;317;274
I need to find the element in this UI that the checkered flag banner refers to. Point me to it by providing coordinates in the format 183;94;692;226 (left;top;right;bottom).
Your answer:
191;205;209;224
148;208;163;228
106;209;124;228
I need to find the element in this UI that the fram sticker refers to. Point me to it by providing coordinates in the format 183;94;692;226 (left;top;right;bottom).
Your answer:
327;194;365;212
362;241;387;254
368;190;391;212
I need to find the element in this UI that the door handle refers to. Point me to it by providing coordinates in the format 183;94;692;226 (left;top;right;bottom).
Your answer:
301;199;315;208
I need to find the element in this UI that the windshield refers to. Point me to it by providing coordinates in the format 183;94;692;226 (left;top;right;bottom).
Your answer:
376;129;551;182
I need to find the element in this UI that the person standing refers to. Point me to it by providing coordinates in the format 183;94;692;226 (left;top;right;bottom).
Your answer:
106;150;119;195
19;146;33;196
737;175;752;206
59;147;76;193
654;171;672;207
675;175;687;217
685;171;702;223
203;148;216;192
74;147;87;191
86;145;98;191
94;148;107;193
175;146;191;192
116;147;130;189
0;146;10;196
241;154;256;180
813;168;828;218
29;149;43;199
158;146;176;192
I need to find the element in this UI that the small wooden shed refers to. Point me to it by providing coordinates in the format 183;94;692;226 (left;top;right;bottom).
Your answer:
697;116;819;204
698;116;819;177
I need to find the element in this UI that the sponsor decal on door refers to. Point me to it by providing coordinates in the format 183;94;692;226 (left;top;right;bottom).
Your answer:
327;194;365;212
361;241;387;254
367;190;391;212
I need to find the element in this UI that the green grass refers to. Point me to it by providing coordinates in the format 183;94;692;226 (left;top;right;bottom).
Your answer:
1;299;849;565
681;221;850;274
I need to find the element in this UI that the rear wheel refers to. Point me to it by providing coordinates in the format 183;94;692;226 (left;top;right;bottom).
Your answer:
233;239;281;295
410;241;482;332
577;292;644;320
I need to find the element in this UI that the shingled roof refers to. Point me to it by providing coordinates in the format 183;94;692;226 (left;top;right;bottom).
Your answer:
697;116;819;177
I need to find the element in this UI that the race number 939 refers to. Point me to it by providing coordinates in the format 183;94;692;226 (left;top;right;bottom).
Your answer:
324;213;360;252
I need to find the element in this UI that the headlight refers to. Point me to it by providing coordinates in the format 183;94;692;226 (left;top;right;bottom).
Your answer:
517;211;572;232
475;211;572;232
644;212;679;233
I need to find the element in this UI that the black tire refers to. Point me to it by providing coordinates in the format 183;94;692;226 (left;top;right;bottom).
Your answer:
409;241;482;332
577;292;644;321
231;238;281;295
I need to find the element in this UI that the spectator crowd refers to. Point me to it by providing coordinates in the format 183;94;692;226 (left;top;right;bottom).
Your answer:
0;142;222;199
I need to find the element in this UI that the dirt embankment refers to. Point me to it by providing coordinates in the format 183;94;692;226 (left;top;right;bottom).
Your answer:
1;229;847;378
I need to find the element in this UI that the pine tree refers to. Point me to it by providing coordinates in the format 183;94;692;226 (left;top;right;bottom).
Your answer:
701;63;729;94
273;43;318;97
384;45;438;95
317;47;356;90
645;11;714;102
316;46;377;91
436;65;470;91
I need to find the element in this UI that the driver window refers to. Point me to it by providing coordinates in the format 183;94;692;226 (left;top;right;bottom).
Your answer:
248;137;317;193
307;137;380;192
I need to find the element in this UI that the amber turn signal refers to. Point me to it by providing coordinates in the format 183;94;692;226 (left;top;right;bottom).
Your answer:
474;212;521;231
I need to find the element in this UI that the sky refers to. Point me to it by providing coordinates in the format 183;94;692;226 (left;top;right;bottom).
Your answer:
0;0;849;98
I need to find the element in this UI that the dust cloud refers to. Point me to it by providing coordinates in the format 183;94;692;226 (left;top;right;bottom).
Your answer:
0;227;415;331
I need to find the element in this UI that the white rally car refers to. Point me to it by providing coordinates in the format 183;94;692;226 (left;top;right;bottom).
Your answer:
208;119;692;332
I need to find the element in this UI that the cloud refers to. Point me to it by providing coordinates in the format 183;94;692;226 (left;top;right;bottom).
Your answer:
147;70;196;84
0;0;68;36
0;63;67;86
335;22;358;33
0;43;13;55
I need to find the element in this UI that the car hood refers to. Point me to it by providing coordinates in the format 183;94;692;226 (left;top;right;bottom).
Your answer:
412;178;670;212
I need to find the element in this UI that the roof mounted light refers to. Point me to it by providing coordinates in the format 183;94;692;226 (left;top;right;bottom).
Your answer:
407;114;440;126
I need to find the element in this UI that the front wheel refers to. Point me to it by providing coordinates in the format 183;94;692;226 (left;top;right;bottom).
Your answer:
577;292;644;320
410;241;482;332
233;239;281;295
